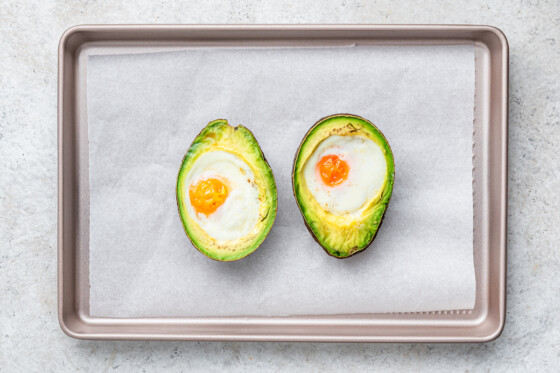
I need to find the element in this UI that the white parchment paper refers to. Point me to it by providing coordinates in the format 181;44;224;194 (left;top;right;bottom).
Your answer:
87;45;475;317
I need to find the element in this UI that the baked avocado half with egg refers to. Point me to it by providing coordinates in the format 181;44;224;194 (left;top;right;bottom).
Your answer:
292;114;394;259
177;119;277;261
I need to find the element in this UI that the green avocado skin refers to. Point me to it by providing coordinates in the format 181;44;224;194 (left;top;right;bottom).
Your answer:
176;119;277;261
292;114;395;259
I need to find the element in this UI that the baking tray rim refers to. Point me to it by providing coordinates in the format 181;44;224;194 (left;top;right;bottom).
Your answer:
58;24;508;342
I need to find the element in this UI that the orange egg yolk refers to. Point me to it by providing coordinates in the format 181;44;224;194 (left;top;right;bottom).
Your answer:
189;178;228;215
317;154;349;186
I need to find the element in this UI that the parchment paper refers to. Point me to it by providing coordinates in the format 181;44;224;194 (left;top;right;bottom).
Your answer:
87;45;475;317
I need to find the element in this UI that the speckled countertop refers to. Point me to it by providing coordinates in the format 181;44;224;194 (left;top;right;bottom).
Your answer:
1;1;559;371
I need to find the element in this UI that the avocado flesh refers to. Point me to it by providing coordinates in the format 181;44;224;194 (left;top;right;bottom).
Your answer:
292;114;394;258
177;120;277;261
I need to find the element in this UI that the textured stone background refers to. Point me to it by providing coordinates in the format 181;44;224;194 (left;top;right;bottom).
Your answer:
1;1;559;371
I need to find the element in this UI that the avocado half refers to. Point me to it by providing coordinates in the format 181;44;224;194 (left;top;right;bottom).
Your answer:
292;114;395;259
176;119;277;261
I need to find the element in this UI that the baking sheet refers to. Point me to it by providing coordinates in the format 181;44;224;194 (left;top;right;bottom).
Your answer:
87;45;476;317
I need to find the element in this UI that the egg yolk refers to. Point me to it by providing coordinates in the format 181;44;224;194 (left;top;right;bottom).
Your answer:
189;178;229;215
317;154;349;186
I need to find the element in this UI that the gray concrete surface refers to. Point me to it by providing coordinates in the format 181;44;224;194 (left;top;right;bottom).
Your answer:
1;0;559;371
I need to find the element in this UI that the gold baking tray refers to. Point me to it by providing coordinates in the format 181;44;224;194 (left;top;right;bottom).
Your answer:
58;25;508;342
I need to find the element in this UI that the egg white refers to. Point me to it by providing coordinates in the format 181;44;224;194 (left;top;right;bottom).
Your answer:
184;150;260;241
303;135;387;215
